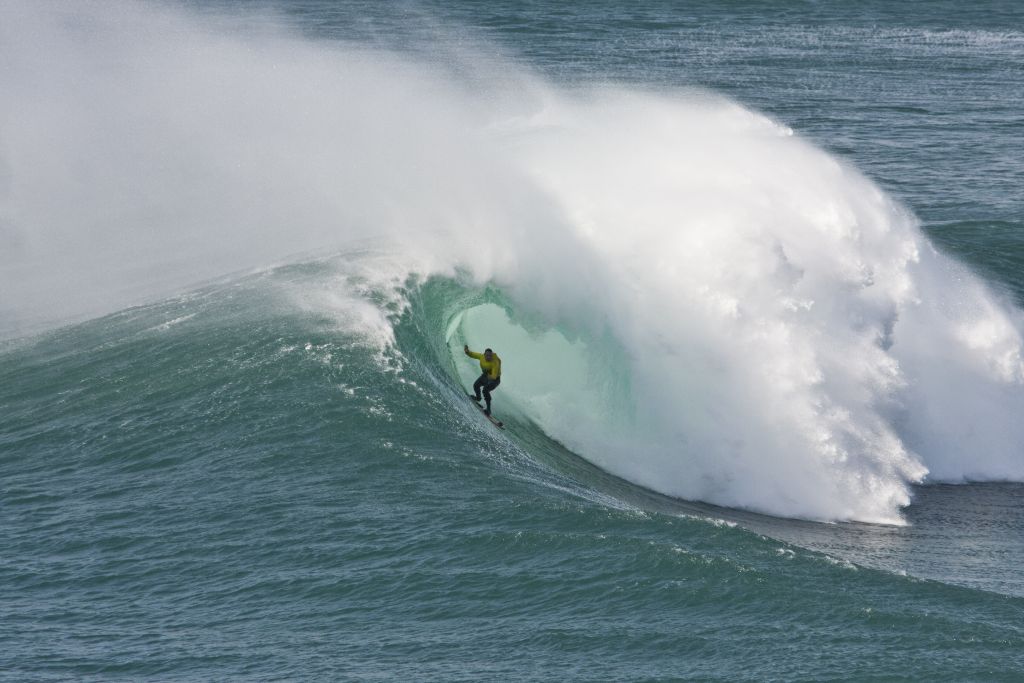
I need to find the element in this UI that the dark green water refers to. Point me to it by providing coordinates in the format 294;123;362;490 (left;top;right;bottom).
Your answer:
3;1;1024;680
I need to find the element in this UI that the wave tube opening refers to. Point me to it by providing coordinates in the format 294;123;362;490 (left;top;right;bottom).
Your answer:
448;301;634;439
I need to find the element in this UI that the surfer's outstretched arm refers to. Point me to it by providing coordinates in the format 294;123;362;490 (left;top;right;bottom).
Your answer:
464;345;482;359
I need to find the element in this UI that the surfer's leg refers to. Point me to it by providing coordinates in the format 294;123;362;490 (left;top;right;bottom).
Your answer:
482;377;500;414
472;373;487;401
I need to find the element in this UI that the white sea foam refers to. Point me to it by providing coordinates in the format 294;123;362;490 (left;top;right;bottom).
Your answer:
461;89;1024;521
4;1;1023;522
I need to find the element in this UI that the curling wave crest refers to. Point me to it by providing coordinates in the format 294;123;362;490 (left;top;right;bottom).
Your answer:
4;0;1024;522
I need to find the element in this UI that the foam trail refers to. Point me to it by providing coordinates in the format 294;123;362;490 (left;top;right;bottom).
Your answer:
4;1;1024;522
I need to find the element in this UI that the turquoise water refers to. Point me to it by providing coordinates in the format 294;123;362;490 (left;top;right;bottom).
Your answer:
3;1;1024;680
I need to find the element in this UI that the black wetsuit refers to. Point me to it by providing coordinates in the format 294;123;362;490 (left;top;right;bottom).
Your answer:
473;373;501;413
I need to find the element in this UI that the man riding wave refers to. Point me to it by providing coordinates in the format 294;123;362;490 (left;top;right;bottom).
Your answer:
464;345;501;416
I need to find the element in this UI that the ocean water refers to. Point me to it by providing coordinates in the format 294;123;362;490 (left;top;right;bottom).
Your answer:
2;1;1024;680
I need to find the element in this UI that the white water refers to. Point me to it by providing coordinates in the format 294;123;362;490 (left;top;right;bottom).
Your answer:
4;1;1024;522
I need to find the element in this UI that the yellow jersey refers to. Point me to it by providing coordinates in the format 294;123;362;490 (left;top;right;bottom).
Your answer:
466;350;501;379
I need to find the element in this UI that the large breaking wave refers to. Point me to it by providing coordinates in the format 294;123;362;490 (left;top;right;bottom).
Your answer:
4;0;1024;522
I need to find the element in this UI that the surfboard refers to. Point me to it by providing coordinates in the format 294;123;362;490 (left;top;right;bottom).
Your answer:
467;393;504;429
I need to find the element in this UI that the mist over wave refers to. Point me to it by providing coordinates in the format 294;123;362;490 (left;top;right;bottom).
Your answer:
3;0;1023;522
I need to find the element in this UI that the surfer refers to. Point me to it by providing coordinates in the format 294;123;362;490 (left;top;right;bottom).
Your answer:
464;345;501;416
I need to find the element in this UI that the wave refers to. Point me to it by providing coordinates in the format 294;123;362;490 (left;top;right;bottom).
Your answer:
4;1;1024;522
